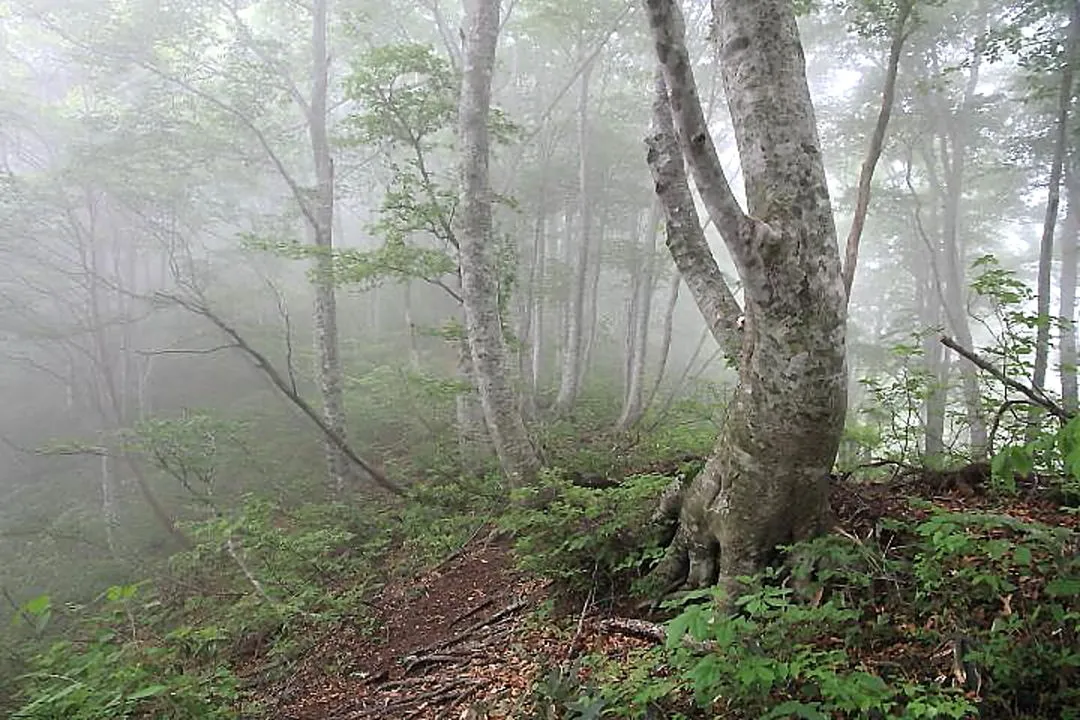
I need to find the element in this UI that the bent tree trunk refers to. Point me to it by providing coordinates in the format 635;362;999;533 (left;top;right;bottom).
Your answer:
645;0;847;592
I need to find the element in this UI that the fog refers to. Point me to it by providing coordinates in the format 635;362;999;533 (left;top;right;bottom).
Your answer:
1;0;1076;714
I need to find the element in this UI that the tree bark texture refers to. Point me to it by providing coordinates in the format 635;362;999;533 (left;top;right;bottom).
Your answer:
310;0;352;494
456;0;541;487
644;0;848;591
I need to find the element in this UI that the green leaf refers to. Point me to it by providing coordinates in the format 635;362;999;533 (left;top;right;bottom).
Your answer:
763;700;829;720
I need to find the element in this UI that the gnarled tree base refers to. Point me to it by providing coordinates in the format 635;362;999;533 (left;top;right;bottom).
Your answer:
645;404;838;600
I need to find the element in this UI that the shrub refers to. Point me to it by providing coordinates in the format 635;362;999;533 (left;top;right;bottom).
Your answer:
499;469;675;597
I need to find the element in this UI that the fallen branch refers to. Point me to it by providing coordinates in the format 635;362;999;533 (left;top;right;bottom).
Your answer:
599;616;715;652
158;292;406;496
410;599;527;659
940;335;1070;421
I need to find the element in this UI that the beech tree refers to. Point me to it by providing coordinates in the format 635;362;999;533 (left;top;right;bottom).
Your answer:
644;0;848;590
457;0;542;487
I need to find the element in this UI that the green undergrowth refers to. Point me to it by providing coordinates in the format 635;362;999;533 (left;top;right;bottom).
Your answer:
499;469;676;599
525;493;1080;719
3;474;505;720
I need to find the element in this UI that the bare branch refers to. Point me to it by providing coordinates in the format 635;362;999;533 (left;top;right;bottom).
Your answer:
263;277;300;396
157;292;407;496
26;12;319;233
940;335;1069;421
512;5;634;152
136;345;238;356
218;0;312;119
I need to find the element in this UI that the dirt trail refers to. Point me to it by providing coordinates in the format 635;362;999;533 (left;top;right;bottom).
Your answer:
262;537;562;719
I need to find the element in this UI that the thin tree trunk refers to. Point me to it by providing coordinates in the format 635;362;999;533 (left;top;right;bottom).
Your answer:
310;0;351;494
618;202;661;430
928;31;988;457
404;281;421;370
577;215;604;393
922;290;948;461
622;228;642;404
1061;163;1080;414
641;268;681;418
520;203;546;417
1033;1;1080;404
100;451;117;556
555;56;594;413
456;0;541;487
842;0;912;298
531;225;546;393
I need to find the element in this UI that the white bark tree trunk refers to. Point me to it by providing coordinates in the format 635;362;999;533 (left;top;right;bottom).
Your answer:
555;57;594;414
645;0;847;592
1033;1;1079;405
310;0;351;494
456;0;541;487
1062;164;1080;414
618;203;660;430
641;269;681;418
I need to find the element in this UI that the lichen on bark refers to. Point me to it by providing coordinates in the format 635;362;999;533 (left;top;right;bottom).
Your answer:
643;0;848;595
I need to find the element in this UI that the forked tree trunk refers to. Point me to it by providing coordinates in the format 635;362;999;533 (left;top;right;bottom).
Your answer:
645;0;847;592
456;0;541;487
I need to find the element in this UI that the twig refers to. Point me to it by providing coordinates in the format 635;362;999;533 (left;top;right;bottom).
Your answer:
565;566;597;661
412;599;527;658
449;598;494;628
428;521;489;575
1;586;37;630
988;398;1039;454
940;335;1070;421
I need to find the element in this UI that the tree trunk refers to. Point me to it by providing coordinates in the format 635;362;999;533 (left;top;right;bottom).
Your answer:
1061;162;1079;414
618;202;660;430
1033;1;1079;407
555;57;594;414
404;281;421;371
310;0;351;494
456;0;541;487
531;219;546;395
577;215;604;393
645;0;847;592
922;297;948;461
641;268;681;418
841;0;912;299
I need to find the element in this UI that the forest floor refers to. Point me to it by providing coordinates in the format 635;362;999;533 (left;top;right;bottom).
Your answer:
250;465;1079;720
